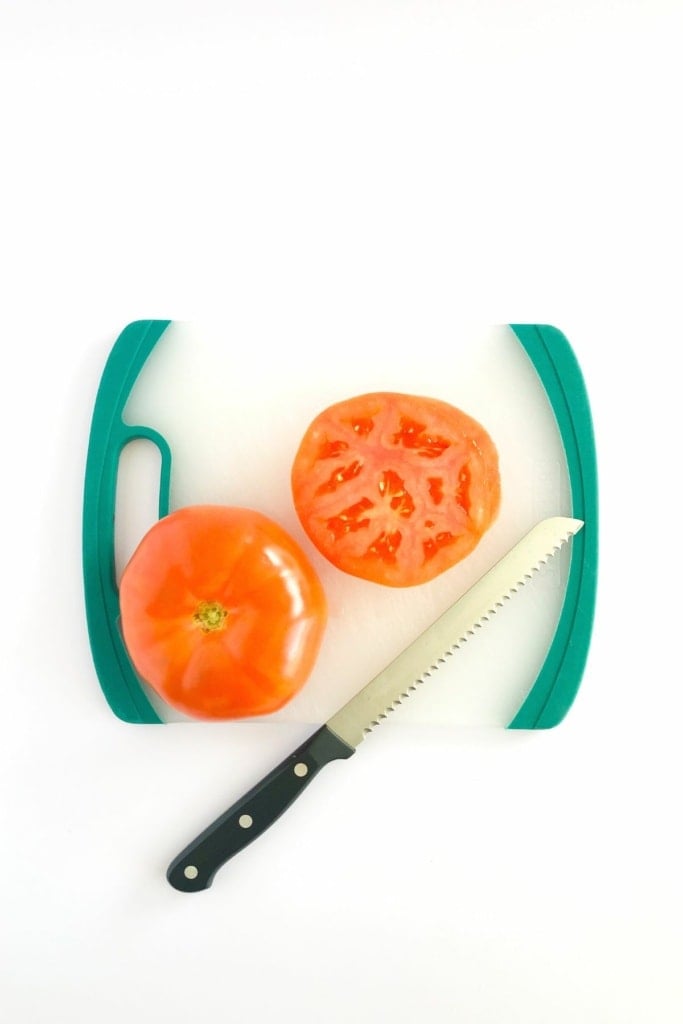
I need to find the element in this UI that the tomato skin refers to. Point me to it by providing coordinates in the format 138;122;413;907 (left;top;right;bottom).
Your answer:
119;506;327;720
291;392;501;587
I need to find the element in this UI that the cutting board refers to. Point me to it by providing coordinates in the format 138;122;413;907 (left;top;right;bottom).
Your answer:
83;321;597;729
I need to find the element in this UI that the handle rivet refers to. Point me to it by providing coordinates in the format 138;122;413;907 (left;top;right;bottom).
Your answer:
183;865;199;880
239;814;253;829
294;762;309;778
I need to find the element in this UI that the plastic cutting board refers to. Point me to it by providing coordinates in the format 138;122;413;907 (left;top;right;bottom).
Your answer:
83;322;597;729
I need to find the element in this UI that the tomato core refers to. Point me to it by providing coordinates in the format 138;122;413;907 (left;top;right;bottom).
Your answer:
193;600;228;633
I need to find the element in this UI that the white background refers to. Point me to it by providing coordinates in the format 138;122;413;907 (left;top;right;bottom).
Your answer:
1;2;682;1022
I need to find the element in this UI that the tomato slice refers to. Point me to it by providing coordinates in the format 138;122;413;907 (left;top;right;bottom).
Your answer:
119;506;327;720
291;392;501;587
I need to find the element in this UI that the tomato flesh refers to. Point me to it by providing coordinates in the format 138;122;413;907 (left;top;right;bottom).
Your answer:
291;392;501;587
119;505;327;720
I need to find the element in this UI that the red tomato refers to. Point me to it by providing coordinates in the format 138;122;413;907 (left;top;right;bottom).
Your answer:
119;506;327;720
291;392;501;587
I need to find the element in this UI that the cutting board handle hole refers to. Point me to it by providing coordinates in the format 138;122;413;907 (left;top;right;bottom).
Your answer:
114;438;163;584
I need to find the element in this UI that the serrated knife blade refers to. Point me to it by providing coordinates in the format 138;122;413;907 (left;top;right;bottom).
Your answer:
167;516;584;892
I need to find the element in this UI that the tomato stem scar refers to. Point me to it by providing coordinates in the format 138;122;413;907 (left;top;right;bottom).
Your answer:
193;601;228;633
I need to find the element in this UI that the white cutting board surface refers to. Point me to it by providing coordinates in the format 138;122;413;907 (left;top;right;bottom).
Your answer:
117;321;572;727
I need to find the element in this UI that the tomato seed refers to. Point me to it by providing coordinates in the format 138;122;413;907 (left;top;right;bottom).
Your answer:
349;416;375;437
456;464;472;511
326;496;374;539
315;459;363;496
377;469;415;517
317;438;349;459
422;531;457;562
364;529;402;564
392;416;450;459
427;476;444;505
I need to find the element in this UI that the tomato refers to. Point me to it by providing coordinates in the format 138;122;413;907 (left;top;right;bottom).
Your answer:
291;392;501;587
119;505;327;720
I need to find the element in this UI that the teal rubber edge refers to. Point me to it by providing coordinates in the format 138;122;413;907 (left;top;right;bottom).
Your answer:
508;324;598;729
83;320;172;724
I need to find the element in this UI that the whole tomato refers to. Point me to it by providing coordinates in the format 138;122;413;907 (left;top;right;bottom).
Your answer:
119;505;327;719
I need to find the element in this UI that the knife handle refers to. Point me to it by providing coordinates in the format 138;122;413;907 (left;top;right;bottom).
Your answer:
167;726;354;892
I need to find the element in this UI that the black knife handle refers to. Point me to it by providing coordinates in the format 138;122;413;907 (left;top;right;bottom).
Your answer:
167;726;355;892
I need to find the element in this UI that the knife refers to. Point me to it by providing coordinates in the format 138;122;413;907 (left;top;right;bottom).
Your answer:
167;516;584;892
